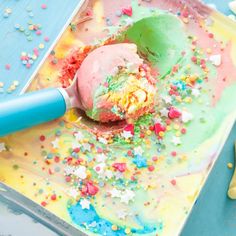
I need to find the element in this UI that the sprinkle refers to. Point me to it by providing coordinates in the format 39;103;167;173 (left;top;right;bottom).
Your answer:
125;228;131;234
36;30;42;35
44;36;50;42
41;4;47;9
208;33;214;38
80;198;90;210
39;43;45;49
39;135;46;141
209;54;222;66
5;64;11;70
0;143;6;152
133;155;147;168
148;165;155;172
171;179;176;186
41;201;47;207
51;194;57;201
228;163;233;169
111;225;118;231
122;6;133;17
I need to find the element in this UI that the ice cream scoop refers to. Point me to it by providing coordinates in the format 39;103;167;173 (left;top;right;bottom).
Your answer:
0;43;156;137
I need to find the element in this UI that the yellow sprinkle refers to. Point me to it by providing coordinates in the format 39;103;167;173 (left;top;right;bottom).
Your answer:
0;82;4;88
13;80;19;86
159;131;165;137
175;131;181;137
183;18;189;24
112;225;118;231
166;126;171;131
227;163;233;169
146;130;152;136
175;96;182;103
174;124;180;130
28;25;34;30
184;97;192;103
206;48;212;54
125;228;131;234
108;139;113;144
186;64;191;70
32;55;37;60
39;43;45;49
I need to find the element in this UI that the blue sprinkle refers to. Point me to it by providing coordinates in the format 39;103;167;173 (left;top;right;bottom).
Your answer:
47;153;53;159
133;155;147;168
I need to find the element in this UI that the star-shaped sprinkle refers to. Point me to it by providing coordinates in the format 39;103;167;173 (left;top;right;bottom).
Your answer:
71;141;81;149
0;143;6;152
98;137;108;144
162;95;172;104
51;138;59;149
80;198;90;210
96;153;107;163
181;111;194;123
73;166;87;179
160;108;169;117
117;210;128;220
133;154;147;168
68;188;79;199
105;170;113;179
209;54;221;66
134;146;144;156
120;189;135;204
83;143;91;152
191;88;200;97
114;171;124;180
172;136;182;146
121;130;133;139
109;188;122;198
74;131;84;141
64;166;75;175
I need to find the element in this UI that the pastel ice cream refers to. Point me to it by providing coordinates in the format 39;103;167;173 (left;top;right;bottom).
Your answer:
77;43;156;122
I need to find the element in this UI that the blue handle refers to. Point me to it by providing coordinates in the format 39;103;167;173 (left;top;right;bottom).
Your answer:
0;88;67;137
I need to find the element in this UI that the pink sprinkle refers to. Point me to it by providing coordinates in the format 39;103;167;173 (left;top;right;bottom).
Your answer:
97;147;103;153
208;33;214;38
171;179;176;186
36;30;42;35
152;156;158;162
168;107;182;119
41;4;47;9
5;64;11;70
26;63;31;69
171;151;177;157
112;163;127;173
181;128;187;134
148;166;155;172
44;36;50;42
122;6;133;16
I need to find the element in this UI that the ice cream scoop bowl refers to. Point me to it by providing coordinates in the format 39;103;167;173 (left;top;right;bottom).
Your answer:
0;15;187;137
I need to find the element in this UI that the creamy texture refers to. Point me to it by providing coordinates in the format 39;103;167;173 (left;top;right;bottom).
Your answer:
1;1;236;236
77;43;156;122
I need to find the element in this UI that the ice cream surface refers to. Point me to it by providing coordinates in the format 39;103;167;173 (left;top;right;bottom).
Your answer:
77;43;156;122
0;1;236;236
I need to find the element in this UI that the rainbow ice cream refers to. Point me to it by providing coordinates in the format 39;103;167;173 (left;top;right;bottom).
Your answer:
77;43;156;122
0;1;236;236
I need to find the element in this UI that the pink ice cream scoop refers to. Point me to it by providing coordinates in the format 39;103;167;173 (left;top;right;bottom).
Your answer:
0;43;156;136
75;43;157;122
